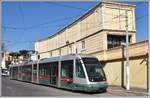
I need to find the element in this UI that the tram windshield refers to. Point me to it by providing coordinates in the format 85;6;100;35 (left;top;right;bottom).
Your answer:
82;58;106;82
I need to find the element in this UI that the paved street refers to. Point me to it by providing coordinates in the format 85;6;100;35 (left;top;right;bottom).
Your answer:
2;76;148;97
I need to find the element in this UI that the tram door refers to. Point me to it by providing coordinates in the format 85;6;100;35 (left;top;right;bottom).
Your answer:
50;62;58;85
61;60;73;87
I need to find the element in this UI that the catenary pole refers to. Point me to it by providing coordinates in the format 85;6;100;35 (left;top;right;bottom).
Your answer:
125;10;130;90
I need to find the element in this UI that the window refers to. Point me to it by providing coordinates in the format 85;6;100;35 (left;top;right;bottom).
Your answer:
39;64;50;77
107;35;131;49
76;59;85;78
82;40;85;49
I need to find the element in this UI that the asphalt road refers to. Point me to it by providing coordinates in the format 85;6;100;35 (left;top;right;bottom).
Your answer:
2;76;148;97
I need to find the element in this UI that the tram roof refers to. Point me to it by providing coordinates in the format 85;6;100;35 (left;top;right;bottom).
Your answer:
39;54;96;64
9;54;96;67
9;60;38;67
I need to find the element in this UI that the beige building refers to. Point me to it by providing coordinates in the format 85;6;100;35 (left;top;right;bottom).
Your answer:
33;2;148;89
1;51;13;69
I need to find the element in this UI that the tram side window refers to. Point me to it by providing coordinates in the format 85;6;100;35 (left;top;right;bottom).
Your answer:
76;59;85;78
39;64;49;76
39;66;44;76
44;65;49;76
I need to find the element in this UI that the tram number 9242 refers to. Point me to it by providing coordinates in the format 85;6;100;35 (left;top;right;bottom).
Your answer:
9;54;108;92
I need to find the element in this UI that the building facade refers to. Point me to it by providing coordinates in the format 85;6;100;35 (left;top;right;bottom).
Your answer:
1;51;12;69
32;2;148;89
34;2;136;59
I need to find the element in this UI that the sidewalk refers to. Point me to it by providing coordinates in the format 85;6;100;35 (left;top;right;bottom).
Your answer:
107;85;148;96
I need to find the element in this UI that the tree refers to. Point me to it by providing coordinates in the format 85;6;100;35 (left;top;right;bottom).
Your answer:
19;50;29;61
19;49;35;61
9;52;20;59
9;52;20;64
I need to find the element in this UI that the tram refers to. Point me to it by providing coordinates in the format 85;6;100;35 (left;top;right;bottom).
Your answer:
9;54;108;92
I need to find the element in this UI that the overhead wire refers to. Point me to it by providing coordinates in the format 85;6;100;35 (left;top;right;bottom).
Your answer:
2;14;82;30
3;2;118;30
43;2;90;11
2;12;126;31
3;14;124;50
120;13;148;29
3;13;145;46
3;1;129;31
3;2;148;50
3;13;147;40
3;1;92;30
3;12;147;50
3;1;146;31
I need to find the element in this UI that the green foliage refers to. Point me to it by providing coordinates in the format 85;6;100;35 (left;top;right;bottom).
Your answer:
19;50;29;56
9;49;35;62
9;52;20;58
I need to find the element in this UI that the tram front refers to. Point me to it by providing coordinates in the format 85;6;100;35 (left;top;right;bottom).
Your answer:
74;56;108;92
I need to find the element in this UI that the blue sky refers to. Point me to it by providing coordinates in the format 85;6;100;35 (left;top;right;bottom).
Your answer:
2;1;148;52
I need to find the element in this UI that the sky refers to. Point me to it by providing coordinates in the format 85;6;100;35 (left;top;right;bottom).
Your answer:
2;1;148;52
